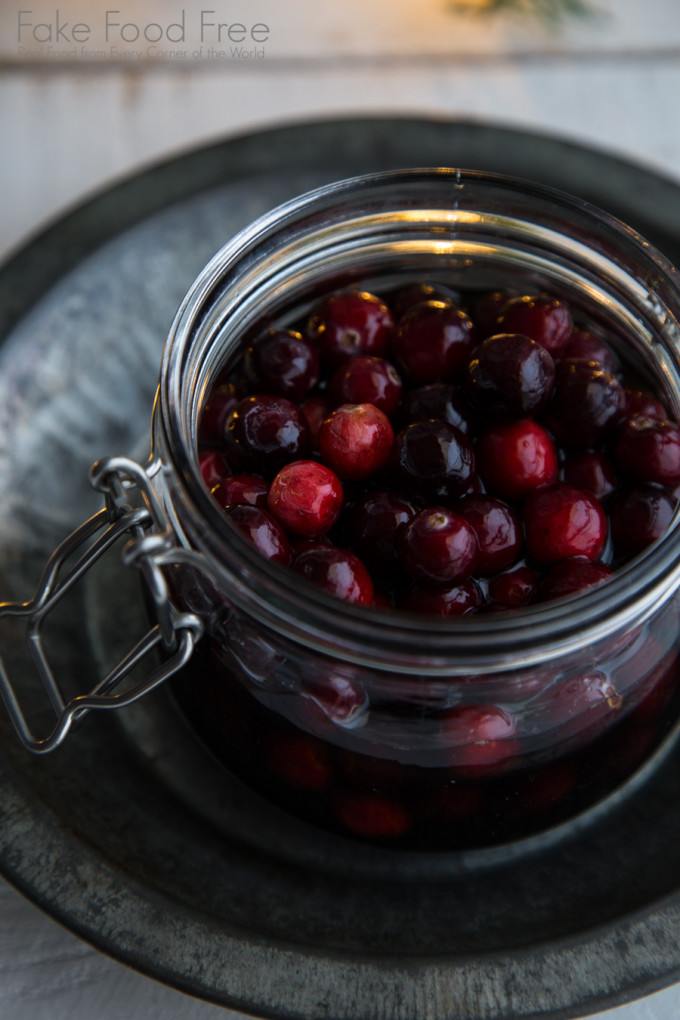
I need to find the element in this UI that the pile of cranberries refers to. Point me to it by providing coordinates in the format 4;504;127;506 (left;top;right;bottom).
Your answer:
198;283;680;615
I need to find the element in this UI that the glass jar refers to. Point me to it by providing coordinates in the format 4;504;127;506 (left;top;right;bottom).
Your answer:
7;168;680;851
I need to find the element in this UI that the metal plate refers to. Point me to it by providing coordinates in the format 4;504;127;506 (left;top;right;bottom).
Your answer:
2;117;680;1020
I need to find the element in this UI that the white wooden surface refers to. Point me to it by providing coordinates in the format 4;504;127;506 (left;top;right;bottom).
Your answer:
2;0;680;1016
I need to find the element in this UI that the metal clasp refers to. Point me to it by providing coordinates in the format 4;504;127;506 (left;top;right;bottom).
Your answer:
0;456;204;753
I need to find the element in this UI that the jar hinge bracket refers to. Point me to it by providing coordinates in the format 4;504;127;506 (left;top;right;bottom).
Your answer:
0;455;204;754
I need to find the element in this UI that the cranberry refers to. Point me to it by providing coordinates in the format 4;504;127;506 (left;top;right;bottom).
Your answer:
495;294;573;358
562;451;618;501
476;420;558;500
465;333;555;418
344;489;418;581
537;558;613;602
614;416;680;487
306;290;394;367
398;507;478;586
523;483;606;564
224;504;293;565
245;329;320;402
488;565;538;606
397;578;482;615
198;383;242;446
440;704;518;774
267;460;343;537
266;733;334;791
542;360;624;449
563;329;620;374
391;301;477;384
516;761;578;814
392;419;475;498
293;546;374;605
225;394;310;468
328;356;402;416
301;671;368;727
300;394;330;451
609;486;676;554
546;669;622;734
391;282;462;317
319;402;394;481
400;383;474;434
212;474;268;509
471;290;514;338
622;388;668;421
199;449;231;489
458;494;522;575
334;792;411;838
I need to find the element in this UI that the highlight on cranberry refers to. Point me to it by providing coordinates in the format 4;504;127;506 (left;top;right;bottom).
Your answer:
185;278;680;849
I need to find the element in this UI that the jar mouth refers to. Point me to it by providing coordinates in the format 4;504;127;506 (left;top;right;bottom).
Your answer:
157;167;680;674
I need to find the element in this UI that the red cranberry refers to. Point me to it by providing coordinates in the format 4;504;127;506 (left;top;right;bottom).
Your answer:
391;282;462;318
400;383;474;434
523;483;606;564
328;356;402;416
334;792;411;838
301;394;330;451
293;546;374;605
392;419;475;498
245;329;320;402
391;301;477;384
212;474;268;509
225;394;310;468
266;733;334;791
563;329;620;374
471;290;514;338
465;333;555;418
488;565;538;606
537;558;613;601
562;451;618;501
440;704;518;774
546;669;622;734
224;504;293;565
267;460;343;537
613;416;680;487
397;578;482;616
319;403;394;481
344;489;418;581
622;388;668;421
458;494;522;575
495;294;573;358
476;420;558;500
199;449;231;489
542;361;624;449
398;507;478;586
609;485;676;554
198;383;242;446
306;290;394;367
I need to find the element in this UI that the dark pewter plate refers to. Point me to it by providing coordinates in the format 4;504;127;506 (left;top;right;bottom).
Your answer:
2;117;680;1020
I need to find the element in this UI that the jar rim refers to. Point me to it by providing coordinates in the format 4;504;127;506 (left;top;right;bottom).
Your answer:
156;167;680;674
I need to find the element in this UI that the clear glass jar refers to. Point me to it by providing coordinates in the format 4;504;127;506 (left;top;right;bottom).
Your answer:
9;169;680;851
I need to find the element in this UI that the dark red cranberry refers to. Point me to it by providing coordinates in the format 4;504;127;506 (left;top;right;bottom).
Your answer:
328;356;402;416
301;671;368;727
563;328;620;374
609;485;676;554
400;383;474;434
245;329;320;402
398;506;478;586
466;333;555;418
537;558;613;601
545;669;622;735
488;565;538;606
471;290;514;338
225;394;310;468
267;460;343;537
198;383;242;446
542;360;624;449
293;546;374;605
523;483;606;564
397;578;482;616
495;294;573;358
224;504;293;565
344;489;418;581
392;419;475;498
212;474;268;509
614;416;680;487
199;449;231;489
622;388;668;421
319;402;394;481
301;394;330;452
476;420;558;500
562;451;618;501
516;760;578;814
440;704;518;774
266;733;334;791
458;494;522;575
391;282;462;318
391;301;477;384
334;792;412;838
306;290;394;367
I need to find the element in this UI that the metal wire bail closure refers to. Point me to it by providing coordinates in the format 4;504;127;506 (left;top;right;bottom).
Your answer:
0;456;204;754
